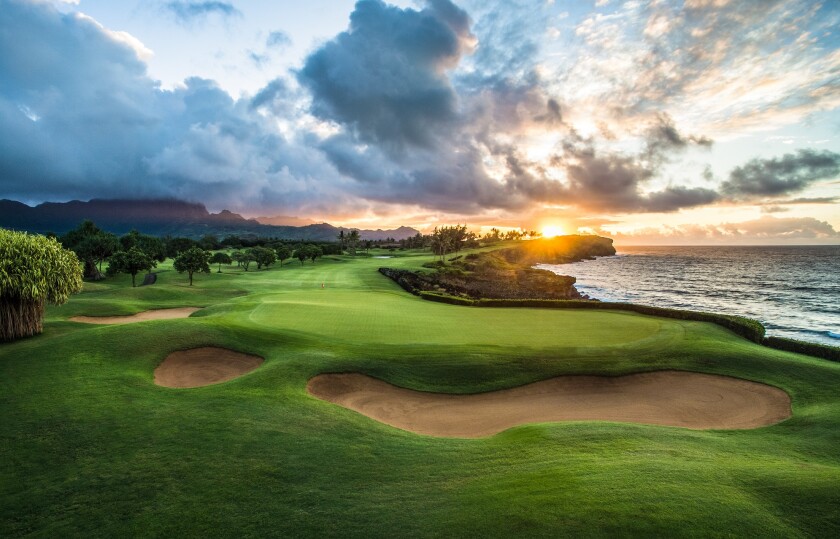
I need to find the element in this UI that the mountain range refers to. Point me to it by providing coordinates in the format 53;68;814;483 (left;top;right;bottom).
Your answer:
0;199;419;242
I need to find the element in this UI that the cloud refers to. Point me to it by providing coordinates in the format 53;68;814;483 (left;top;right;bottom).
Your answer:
266;30;291;49
721;150;840;199
606;216;839;245
554;0;840;137
298;0;474;153
645;113;712;155
1;0;838;229
164;1;241;23
0;0;346;215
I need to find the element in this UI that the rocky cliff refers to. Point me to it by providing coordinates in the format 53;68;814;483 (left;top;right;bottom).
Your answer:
381;235;615;300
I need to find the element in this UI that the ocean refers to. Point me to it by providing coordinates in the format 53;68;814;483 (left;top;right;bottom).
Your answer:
538;245;840;346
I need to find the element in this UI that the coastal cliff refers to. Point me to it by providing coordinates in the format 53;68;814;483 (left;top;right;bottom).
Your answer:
381;235;615;300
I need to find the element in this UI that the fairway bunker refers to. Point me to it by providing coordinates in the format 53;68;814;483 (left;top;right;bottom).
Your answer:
154;347;264;388
308;371;791;437
71;307;200;325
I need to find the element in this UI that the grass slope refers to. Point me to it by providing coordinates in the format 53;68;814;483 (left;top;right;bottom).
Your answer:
2;250;839;537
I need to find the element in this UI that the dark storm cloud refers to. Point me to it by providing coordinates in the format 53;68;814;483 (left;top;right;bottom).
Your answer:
319;133;522;213
164;1;241;23
721;150;840;198
552;133;719;213
298;0;474;153
0;0;342;214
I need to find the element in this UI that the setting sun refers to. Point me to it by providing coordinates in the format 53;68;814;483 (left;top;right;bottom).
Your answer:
542;225;566;238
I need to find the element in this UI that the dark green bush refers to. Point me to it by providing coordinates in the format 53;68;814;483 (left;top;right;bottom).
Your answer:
763;336;840;362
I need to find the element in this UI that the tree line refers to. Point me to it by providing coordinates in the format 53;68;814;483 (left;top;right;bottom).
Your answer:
50;219;543;286
398;226;541;260
54;220;338;287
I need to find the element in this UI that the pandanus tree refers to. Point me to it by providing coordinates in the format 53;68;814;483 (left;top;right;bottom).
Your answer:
0;229;83;341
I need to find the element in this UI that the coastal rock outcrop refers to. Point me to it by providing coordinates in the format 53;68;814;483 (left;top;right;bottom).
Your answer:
380;235;615;300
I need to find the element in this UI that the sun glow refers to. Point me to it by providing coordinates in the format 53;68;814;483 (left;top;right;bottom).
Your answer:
542;225;566;238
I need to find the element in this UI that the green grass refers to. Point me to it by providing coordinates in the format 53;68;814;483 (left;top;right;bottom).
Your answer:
2;249;839;537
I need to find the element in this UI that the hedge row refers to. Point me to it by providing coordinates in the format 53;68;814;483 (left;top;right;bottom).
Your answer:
763;336;840;362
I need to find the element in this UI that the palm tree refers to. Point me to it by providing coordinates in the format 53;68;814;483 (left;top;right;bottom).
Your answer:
347;230;360;256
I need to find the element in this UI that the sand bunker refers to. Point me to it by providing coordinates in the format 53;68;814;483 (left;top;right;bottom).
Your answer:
308;371;791;437
71;307;200;325
154;347;264;388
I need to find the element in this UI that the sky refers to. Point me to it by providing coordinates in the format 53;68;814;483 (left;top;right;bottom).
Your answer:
1;0;839;243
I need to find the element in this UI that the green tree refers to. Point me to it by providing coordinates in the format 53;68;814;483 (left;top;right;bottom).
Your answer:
275;245;291;266
60;220;118;280
1;229;83;341
209;252;232;273
106;247;153;287
199;234;220;250
120;230;166;266
164;236;197;258
173;247;210;286
308;245;323;263
294;246;310;265
249;247;276;270
484;227;502;242
231;249;254;270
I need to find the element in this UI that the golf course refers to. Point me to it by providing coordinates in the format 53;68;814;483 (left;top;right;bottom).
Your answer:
2;249;839;537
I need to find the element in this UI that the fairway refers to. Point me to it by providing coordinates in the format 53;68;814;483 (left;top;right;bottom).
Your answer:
2;251;840;537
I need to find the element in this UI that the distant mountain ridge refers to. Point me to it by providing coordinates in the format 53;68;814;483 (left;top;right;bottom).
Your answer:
0;199;420;242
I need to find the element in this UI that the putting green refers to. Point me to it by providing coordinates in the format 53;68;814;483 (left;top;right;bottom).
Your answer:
249;289;664;346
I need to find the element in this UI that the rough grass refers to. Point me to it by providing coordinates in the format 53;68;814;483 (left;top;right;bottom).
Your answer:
1;249;839;537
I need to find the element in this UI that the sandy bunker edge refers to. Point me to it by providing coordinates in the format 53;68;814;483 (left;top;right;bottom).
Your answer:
71;307;201;325
308;370;792;437
154;346;264;388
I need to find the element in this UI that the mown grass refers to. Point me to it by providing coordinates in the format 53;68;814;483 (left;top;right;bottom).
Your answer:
1;249;839;537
